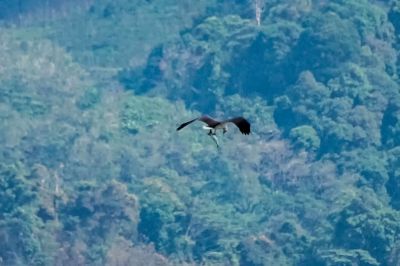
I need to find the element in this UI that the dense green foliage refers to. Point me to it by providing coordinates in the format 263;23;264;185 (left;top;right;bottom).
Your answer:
1;0;400;265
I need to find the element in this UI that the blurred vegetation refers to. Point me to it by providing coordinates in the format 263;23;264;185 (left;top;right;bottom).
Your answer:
1;0;400;265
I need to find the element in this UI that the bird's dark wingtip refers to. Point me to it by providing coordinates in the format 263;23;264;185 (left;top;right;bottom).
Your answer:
240;126;251;135
176;118;198;132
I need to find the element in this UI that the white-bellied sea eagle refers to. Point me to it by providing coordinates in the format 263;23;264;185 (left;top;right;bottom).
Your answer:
176;115;251;147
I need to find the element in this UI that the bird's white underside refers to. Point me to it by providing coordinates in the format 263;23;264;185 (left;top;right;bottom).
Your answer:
202;123;228;133
202;124;228;148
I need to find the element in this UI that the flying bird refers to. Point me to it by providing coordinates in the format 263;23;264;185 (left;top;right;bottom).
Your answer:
176;115;251;147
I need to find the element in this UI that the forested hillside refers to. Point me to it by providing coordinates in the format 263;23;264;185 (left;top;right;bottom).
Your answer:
1;0;400;265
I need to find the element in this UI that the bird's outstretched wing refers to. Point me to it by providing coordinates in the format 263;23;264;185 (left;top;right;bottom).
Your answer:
176;118;198;131
176;115;219;131
198;115;219;127
226;117;251;135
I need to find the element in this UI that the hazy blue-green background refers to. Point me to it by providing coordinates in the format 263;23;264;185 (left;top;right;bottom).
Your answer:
1;0;400;265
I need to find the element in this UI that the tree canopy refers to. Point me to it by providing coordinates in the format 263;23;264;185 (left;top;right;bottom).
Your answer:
1;0;400;265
